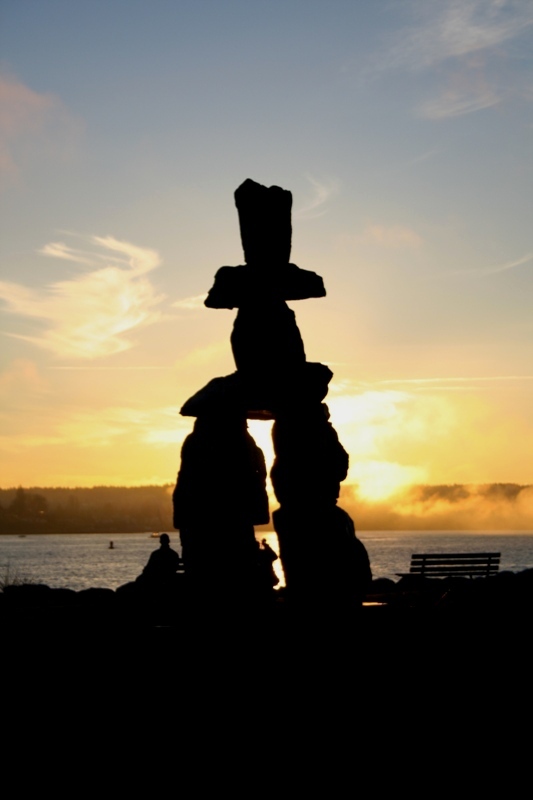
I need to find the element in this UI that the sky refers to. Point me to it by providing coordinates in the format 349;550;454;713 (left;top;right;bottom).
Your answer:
1;1;532;516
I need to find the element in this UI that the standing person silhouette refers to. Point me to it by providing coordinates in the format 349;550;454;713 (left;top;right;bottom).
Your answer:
259;538;279;588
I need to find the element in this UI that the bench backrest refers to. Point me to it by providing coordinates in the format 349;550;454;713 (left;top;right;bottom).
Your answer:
408;552;501;578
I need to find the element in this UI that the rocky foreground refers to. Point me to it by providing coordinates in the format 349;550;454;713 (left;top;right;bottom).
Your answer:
3;571;533;712
2;569;532;633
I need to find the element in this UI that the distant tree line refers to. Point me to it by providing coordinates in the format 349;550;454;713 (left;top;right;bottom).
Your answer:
0;485;175;534
2;481;531;534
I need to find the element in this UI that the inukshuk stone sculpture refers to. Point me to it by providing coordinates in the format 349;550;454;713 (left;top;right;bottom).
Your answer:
173;179;371;609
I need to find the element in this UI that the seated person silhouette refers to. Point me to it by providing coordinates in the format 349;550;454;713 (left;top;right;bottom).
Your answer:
140;533;182;587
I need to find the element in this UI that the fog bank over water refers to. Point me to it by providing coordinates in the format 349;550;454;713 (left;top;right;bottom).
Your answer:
340;483;533;531
1;483;533;533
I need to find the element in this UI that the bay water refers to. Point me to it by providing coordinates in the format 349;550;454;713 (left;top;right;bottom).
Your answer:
1;530;533;592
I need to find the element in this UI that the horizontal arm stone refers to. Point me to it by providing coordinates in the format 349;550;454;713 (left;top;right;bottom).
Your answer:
204;263;326;309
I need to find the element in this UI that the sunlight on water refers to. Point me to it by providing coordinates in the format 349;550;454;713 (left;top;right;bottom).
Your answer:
0;530;532;592
358;530;533;582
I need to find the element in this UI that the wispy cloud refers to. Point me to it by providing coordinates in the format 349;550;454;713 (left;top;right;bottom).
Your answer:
419;80;500;118
57;405;188;447
294;175;340;219
172;293;207;310
353;222;423;249
174;340;229;368
0;433;64;453
402;149;442;168
0;404;191;452
444;251;533;277
375;1;533;118
0;235;164;359
379;375;533;389
50;365;169;371
0;73;83;183
0;359;48;393
386;1;533;71
40;242;96;266
329;376;533;404
92;235;160;275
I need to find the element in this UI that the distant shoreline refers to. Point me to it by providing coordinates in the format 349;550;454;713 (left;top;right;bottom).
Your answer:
3;526;533;535
2;483;533;533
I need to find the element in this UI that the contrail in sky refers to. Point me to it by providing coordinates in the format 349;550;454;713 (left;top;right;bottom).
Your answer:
445;252;533;278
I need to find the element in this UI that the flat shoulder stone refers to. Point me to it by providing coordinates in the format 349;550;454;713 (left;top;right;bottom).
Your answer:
204;263;326;309
180;361;333;419
180;373;246;416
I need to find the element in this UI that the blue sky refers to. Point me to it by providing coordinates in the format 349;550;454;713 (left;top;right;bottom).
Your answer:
1;0;533;501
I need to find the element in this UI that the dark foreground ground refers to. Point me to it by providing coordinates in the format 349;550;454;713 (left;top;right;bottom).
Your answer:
2;569;532;648
3;572;532;742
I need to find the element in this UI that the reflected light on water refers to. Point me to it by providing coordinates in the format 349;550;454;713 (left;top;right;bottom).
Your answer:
2;531;531;592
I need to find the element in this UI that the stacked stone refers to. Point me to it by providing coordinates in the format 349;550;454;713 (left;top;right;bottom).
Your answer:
175;179;370;608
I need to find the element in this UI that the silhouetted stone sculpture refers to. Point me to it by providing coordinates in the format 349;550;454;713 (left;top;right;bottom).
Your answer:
173;178;371;614
173;413;269;604
179;361;333;421
270;404;349;508
205;263;325;309
205;179;325;308
236;178;292;266
273;506;371;611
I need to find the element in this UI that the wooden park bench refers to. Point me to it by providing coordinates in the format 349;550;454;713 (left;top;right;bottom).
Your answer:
397;552;501;580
